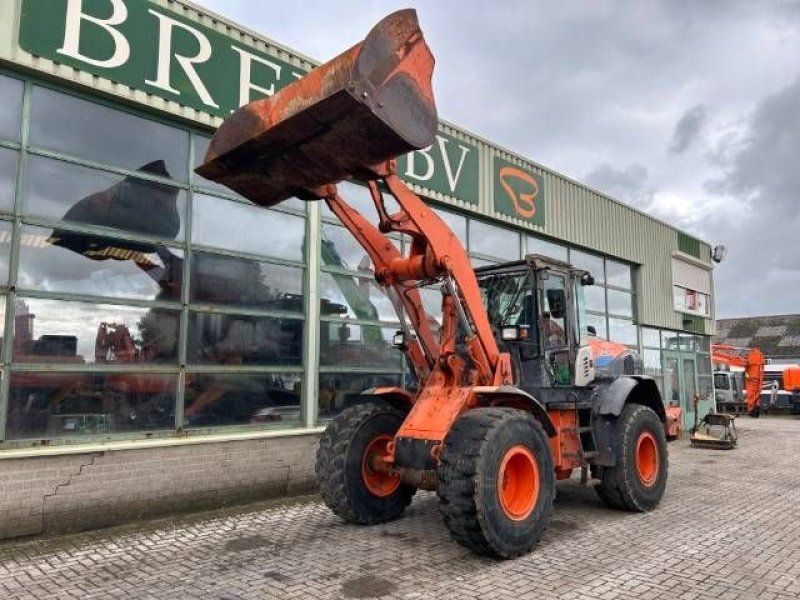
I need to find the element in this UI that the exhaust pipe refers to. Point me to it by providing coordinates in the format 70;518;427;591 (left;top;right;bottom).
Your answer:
196;9;437;207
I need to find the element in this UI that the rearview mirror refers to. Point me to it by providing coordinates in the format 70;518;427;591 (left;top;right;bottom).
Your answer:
546;288;566;319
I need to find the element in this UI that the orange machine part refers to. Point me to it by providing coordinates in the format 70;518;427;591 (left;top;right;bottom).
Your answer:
361;434;401;497
634;431;659;487
497;445;540;521
547;410;582;480
712;344;765;415
784;367;800;392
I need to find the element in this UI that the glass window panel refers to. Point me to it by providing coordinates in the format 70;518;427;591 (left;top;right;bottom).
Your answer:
0;294;5;342
643;349;662;377
321;223;377;273
184;372;302;428
584;312;607;338
526;236;568;262
6;371;177;439
698;354;712;376
320;272;398;322
641;327;660;348
584;284;606;313
469;220;519;260
320;324;402;369
0;74;23;142
697;336;711;353
191;252;303;311
187;311;303;366
678;334;695;352
318;372;404;420
698;375;713;401
17;225;183;302
30;87;188;181
0;220;11;286
0;147;18;212
470;256;496;268
662;330;680;350
431;207;467;246
193;194;304;261
607;288;633;317
12;298;179;364
606;259;632;289
608;317;637;345
569;249;605;284
26;156;186;241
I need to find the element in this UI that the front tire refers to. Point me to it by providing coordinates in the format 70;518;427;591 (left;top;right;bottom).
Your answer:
316;402;415;524
437;408;555;558
595;404;668;511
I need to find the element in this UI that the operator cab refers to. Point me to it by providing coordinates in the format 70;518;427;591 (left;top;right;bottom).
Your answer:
475;254;639;392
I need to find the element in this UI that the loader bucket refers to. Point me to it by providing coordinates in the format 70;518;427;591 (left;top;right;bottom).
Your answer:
196;9;437;206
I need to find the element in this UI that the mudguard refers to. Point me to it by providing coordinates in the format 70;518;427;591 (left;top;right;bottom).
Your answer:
592;376;666;467
596;376;666;423
472;385;557;437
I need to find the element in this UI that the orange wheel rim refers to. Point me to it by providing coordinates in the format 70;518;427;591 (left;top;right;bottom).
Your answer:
498;445;539;521
635;431;659;487
361;434;400;497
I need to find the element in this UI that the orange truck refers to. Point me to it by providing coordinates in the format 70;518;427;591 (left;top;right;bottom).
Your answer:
197;10;670;558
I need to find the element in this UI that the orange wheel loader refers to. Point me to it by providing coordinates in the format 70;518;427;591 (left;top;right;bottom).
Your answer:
197;9;669;558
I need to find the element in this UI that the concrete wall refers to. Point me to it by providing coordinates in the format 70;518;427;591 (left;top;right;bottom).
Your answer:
0;434;320;540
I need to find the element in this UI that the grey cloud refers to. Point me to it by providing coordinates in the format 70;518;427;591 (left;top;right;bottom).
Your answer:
700;76;800;316
583;163;655;210
669;105;707;154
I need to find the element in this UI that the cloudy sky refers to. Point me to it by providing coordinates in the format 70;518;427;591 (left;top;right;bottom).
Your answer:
201;0;800;319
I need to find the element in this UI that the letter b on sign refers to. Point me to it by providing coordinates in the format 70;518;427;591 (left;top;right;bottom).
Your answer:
493;157;545;226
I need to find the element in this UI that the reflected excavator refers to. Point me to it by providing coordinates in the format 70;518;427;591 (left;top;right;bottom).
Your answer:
197;10;671;558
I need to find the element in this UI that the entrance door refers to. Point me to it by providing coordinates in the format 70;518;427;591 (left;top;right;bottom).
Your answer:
663;351;697;428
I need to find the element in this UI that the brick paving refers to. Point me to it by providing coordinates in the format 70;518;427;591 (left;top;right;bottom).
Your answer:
2;417;800;599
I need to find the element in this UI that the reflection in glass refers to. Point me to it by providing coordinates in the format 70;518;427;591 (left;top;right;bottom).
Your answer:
30;86;188;180
470;256;495;268
570;250;604;284
319;272;398;322
12;298;179;364
0;74;23;141
6;371;177;439
191;252;303;311
27;156;186;241
184;372;302;427
0;147;18;212
606;288;633;318
321;223;380;273
469;219;519;260
641;327;660;348
526;236;567;262
318;372;403;420
606;259;632;289
662;330;680;350
584;285;606;313
608;317;637;345
187;311;303;365
585;312;607;338
18;225;183;301
643;349;662;377
0;220;11;285
320;324;401;369
193;194;304;261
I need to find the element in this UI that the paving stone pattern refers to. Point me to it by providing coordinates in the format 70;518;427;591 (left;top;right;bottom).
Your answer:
1;417;799;599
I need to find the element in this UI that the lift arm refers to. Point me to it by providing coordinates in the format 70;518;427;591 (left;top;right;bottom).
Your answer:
712;344;765;415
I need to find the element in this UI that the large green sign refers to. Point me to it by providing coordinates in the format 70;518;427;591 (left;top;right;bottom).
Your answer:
19;0;306;118
395;132;479;204
493;156;545;226
18;0;482;206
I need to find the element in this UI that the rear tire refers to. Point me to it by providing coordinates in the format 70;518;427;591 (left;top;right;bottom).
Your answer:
594;404;668;511
316;402;415;524
437;408;555;558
